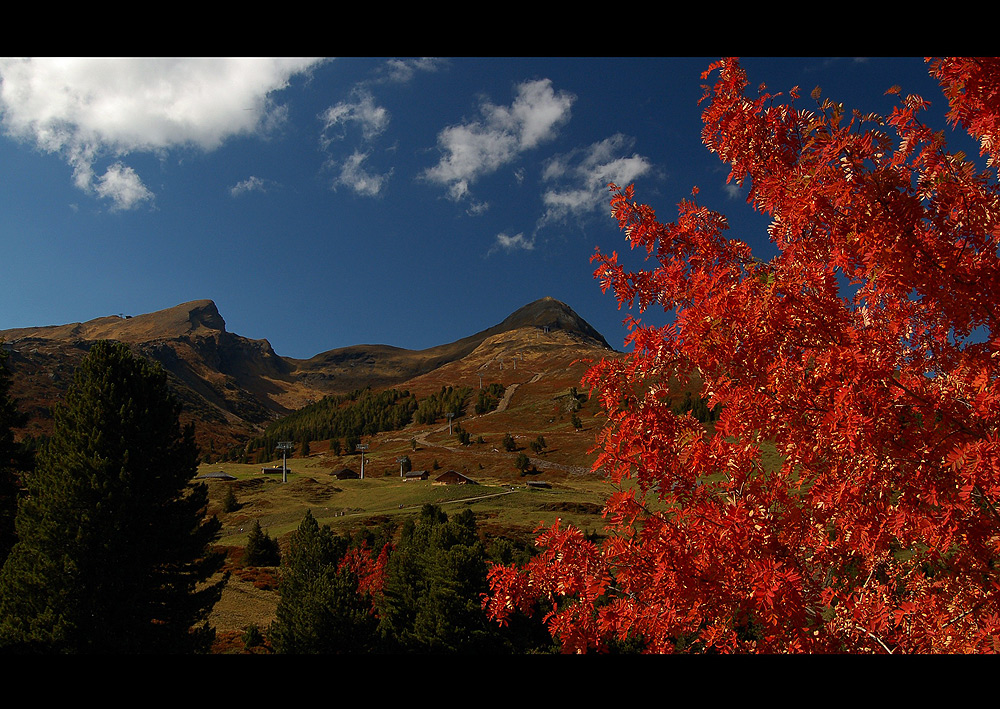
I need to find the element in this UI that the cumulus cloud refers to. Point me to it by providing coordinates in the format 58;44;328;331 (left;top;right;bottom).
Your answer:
0;57;325;210
94;162;154;211
539;133;653;226
422;78;574;204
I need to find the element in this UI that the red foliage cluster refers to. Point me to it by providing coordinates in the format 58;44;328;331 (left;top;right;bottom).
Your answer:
484;58;1000;653
340;542;390;602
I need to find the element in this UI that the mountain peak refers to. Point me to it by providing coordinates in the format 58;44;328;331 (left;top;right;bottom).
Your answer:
497;297;611;350
175;299;227;333
100;299;227;341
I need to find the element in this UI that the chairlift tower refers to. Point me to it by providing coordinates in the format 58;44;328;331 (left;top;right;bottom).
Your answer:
356;443;369;479
446;412;455;435
396;456;408;477
276;441;293;483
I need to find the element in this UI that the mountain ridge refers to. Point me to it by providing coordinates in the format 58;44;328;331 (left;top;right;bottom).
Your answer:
1;299;229;343
2;297;616;448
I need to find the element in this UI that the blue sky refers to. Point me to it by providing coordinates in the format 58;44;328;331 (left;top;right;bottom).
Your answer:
0;57;959;359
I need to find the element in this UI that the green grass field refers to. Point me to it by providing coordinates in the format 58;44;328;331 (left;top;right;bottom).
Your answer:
202;456;613;546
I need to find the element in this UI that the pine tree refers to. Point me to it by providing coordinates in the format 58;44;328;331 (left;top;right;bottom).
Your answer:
221;486;240;513
243;519;280;567
270;510;377;653
0;340;226;653
377;505;512;653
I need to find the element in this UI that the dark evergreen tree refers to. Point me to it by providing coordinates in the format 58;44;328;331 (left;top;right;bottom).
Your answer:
270;510;377;654
0;346;29;566
377;505;501;653
0;340;226;654
221;486;240;513
243;519;281;567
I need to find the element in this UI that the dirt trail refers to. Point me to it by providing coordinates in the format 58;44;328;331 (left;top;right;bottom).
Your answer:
490;371;543;415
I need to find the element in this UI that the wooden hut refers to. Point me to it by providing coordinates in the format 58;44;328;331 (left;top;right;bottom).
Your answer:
434;470;477;485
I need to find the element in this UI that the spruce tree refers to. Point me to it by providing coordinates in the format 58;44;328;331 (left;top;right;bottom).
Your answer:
270;510;376;653
377;505;501;653
0;340;226;653
243;519;280;567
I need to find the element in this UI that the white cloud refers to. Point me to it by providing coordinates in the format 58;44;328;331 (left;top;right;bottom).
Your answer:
320;88;390;145
330;150;393;197
539;133;653;225
378;57;446;84
319;87;397;197
490;232;535;254
0;57;325;209
422;78;574;204
230;175;269;197
94;162;153;211
723;181;744;200
465;200;489;216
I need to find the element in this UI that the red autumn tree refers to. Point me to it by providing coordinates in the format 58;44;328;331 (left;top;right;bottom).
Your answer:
340;541;390;600
484;58;1000;653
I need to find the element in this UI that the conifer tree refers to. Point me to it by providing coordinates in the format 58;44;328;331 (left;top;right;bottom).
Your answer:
243;519;281;567
270;510;377;653
0;340;226;653
221;486;240;513
377;505;500;653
